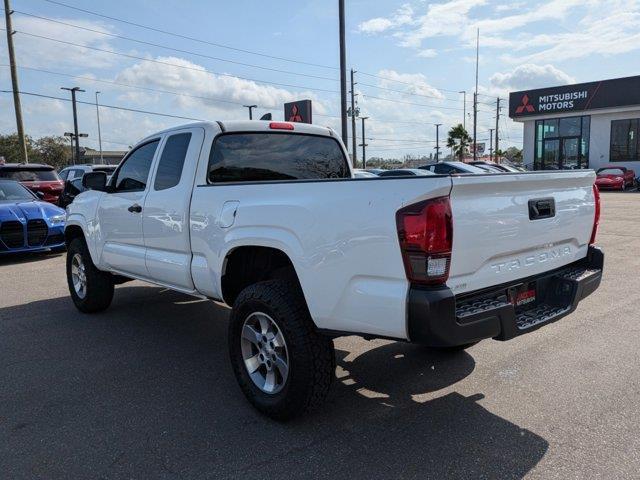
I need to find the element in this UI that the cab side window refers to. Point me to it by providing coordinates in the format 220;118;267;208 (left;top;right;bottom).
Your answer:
434;164;453;174
113;140;159;192
154;133;191;191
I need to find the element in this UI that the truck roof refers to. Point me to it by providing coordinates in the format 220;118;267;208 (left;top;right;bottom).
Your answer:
140;120;336;144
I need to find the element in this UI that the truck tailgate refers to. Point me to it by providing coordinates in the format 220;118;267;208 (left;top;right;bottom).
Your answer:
448;171;597;295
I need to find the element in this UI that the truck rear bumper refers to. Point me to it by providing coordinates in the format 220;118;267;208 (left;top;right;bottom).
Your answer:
407;246;604;346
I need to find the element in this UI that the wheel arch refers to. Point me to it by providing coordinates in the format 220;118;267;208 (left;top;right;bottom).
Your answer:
220;245;306;309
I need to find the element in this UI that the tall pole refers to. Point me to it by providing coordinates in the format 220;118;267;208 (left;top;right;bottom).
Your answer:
473;28;479;161
489;129;494;162
243;104;257;120
338;0;348;145
359;116;369;168
459;90;466;131
61;86;85;165
495;97;501;161
4;0;28;163
95;91;103;163
349;68;358;168
435;123;442;162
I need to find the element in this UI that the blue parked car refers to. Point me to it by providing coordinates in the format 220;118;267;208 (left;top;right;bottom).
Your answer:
0;179;66;253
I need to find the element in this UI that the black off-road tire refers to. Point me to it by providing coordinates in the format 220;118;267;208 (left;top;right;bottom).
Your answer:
66;237;114;313
228;280;335;421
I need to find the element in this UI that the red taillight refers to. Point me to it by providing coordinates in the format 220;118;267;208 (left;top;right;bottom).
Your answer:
590;184;601;245
269;122;294;130
396;196;453;286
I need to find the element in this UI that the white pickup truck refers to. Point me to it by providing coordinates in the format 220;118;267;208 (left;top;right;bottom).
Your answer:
65;120;603;419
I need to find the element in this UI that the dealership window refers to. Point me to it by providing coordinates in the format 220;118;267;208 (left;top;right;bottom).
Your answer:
534;116;590;170
610;119;639;162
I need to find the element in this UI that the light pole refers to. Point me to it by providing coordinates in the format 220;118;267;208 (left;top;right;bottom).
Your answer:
243;104;257;120
61;86;85;164
435;123;442;162
489;128;494;162
95;91;103;163
359;116;369;168
338;0;348;144
459;91;466;131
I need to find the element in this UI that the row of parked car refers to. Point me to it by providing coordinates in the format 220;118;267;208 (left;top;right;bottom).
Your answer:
0;162;116;254
354;161;639;191
353;160;526;178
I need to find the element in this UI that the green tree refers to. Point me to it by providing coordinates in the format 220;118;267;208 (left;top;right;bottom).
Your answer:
0;133;35;163
446;124;471;161
504;146;523;165
32;136;72;169
0;133;72;168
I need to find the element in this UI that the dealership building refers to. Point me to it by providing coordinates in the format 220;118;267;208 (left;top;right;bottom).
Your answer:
509;75;640;171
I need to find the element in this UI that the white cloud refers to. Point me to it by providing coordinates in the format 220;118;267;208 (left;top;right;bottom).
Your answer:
115;56;330;115
487;63;575;96
495;2;526;12
11;16;117;70
417;48;437;58
358;3;415;34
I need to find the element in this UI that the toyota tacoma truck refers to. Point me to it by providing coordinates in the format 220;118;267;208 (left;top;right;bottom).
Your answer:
64;120;603;420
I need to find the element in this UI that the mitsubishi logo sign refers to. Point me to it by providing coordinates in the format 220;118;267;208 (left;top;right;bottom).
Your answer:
515;94;535;114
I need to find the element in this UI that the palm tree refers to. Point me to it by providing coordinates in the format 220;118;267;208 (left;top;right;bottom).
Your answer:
446;124;471;161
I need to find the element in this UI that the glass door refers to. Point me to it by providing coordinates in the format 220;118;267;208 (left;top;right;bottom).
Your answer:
561;137;580;169
543;139;560;169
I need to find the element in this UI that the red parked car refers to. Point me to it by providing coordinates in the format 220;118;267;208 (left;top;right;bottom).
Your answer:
0;163;64;203
595;166;636;191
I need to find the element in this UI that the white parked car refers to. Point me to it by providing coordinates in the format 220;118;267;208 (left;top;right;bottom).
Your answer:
65;120;603;419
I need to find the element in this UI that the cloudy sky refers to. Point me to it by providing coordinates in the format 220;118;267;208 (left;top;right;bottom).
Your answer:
1;0;639;158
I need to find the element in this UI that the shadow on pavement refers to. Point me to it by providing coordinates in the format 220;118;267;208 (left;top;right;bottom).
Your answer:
0;250;64;267
0;285;548;480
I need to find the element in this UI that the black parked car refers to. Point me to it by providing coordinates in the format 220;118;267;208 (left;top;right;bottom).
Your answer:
57;177;86;208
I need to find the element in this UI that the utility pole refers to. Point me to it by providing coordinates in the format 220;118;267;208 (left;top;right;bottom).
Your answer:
459;90;466;130
359;116;369;168
4;0;28;163
349;68;358;168
243;104;257;120
95;91;103;163
495;97;501;161
473;28;479;162
489;128;494;162
338;0;348;144
61;87;85;164
435;123;442;162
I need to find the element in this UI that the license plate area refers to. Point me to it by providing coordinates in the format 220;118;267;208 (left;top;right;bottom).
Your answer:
508;282;537;312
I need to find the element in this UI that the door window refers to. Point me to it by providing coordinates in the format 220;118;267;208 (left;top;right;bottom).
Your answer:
112;140;159;192
154;133;192;190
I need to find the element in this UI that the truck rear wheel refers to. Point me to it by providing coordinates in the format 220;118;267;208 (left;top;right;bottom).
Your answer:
66;237;114;313
228;280;335;421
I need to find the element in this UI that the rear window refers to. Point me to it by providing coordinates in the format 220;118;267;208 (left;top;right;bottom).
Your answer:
0;169;60;181
207;133;349;183
597;168;624;175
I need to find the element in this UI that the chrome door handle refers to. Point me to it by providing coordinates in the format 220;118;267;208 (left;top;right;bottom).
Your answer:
128;203;142;213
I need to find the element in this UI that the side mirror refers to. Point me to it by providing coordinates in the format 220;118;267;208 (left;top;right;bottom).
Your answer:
82;171;108;191
35;191;45;199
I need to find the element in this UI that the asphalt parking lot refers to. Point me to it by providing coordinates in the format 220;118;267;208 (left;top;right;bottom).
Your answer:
1;191;639;479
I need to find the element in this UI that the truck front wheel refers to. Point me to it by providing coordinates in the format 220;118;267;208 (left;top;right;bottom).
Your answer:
66;237;114;313
228;280;335;420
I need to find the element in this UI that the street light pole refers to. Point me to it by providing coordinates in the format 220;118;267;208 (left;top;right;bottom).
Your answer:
459;91;466;131
435;123;442;162
489;128;494;162
61;86;85;165
359;116;369;168
243;104;257;120
95;91;103;163
349;68;358;168
338;0;348;145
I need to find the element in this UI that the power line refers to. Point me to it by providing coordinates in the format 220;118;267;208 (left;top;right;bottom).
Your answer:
10;10;339;82
0;89;207;121
40;0;338;71
358;81;466;103
0;64;343;116
7;28;342;94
